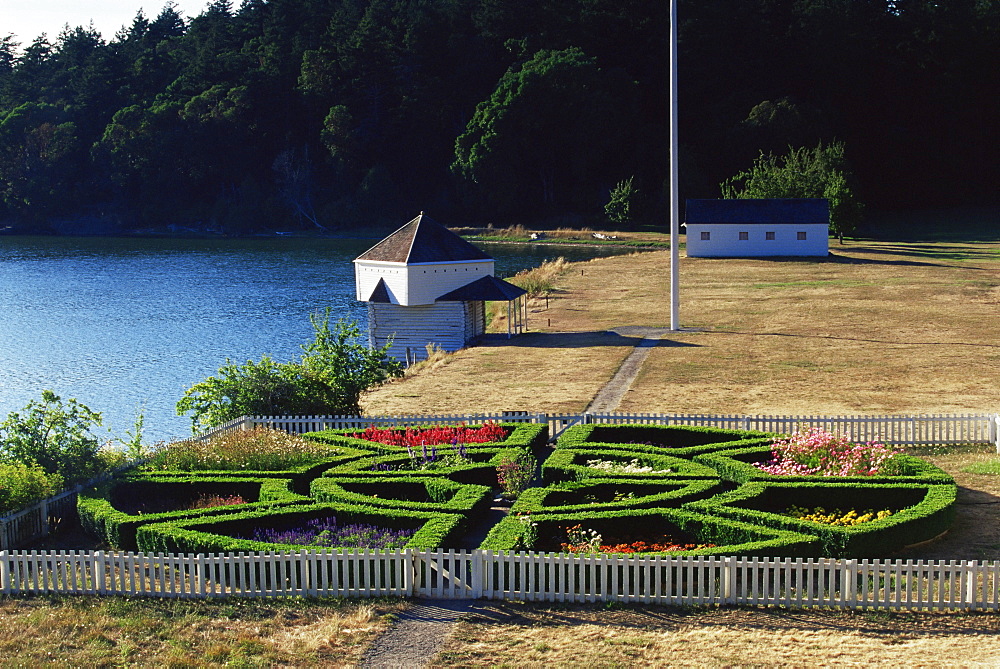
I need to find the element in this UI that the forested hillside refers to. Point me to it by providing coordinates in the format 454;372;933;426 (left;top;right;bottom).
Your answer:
0;0;996;234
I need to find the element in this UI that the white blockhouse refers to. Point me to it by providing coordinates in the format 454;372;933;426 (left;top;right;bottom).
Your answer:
354;213;527;365
685;199;830;257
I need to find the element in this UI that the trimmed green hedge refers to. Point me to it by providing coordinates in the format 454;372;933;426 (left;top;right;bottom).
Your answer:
683;481;957;557
694;446;955;485
479;507;820;557
511;478;721;514
542;447;718;482
311;476;492;515
78;476;309;550
322;446;527;487
557;424;775;456
135;502;463;553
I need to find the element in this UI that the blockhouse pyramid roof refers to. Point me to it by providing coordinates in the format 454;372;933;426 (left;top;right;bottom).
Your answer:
355;213;492;264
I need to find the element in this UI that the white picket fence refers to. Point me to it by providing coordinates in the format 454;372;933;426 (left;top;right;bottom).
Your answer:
1;549;998;611
199;411;1000;450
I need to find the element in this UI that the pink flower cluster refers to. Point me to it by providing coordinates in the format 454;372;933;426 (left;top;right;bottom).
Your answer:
755;427;901;477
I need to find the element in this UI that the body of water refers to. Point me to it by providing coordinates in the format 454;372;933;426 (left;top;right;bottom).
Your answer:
0;235;634;443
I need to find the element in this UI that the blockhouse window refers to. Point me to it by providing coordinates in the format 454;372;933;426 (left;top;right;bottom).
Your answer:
700;231;710;240
797;231;807;240
739;231;749;240
765;231;775;240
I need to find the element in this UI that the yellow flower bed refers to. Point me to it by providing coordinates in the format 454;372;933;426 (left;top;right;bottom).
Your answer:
784;506;893;527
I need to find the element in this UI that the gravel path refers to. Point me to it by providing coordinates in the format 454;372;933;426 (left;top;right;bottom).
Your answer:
361;327;667;667
360;599;479;668
584;327;673;412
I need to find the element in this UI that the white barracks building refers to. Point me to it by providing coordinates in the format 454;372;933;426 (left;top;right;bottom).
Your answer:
685;199;830;257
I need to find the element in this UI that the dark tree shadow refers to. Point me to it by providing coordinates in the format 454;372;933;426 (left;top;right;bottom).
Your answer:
476;331;700;350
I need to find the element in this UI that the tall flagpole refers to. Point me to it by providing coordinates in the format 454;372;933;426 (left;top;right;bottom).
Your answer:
669;0;680;330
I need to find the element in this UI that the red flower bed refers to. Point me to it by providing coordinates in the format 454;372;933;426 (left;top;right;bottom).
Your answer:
561;539;717;554
349;422;509;448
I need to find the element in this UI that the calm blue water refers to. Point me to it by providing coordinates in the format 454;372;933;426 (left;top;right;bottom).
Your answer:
0;235;632;443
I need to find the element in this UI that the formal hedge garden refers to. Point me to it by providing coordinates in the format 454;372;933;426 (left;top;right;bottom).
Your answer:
77;422;956;558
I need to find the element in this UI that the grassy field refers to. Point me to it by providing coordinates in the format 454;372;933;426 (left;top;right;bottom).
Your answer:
365;236;1000;415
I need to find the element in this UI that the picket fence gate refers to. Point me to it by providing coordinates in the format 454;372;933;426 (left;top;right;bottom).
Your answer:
2;549;999;611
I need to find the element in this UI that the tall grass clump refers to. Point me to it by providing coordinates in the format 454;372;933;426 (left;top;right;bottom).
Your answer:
149;427;335;471
507;257;569;297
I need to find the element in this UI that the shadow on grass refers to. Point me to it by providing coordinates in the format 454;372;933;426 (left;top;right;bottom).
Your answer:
476;331;700;350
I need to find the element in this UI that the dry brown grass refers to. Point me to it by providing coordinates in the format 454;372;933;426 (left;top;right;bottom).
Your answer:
431;601;1000;667
0;596;404;667
365;239;1000;416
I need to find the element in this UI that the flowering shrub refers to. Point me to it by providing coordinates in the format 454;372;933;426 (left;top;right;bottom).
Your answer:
513;512;538;550
253;516;415;549
754;427;901;477
150;427;335;471
784;505;893;526
349;422;508;448
561;524;603;553
497;450;536;497
586;458;672;475
188;493;245;510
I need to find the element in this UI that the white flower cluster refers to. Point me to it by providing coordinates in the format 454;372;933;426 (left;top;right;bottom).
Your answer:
585;458;672;474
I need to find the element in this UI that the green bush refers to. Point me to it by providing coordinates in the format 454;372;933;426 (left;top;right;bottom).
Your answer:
0;390;109;485
78;476;308;550
683;481;956;557
135;503;463;553
0;463;63;515
176;312;403;431
311;476;492;515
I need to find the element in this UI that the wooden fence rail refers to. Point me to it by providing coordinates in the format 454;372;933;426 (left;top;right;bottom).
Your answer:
2;550;998;611
202;411;1000;450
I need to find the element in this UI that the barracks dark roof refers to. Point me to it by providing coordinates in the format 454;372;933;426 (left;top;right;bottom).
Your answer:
355;213;493;264
685;199;830;225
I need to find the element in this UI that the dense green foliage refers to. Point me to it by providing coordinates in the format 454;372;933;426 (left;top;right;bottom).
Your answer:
0;463;63;515
0;390;111;485
176;312;402;431
0;0;996;234
720;142;864;240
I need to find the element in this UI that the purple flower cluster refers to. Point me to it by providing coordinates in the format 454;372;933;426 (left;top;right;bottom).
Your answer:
253;516;415;549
